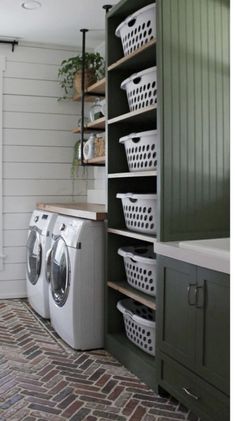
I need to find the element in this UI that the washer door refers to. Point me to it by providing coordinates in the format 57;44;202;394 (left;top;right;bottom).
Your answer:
50;237;70;307
26;227;42;285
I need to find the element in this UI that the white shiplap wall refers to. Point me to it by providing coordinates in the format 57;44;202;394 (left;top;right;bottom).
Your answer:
0;42;93;298
0;57;6;272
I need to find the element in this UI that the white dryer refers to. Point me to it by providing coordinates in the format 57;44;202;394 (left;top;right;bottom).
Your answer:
48;215;105;350
26;209;57;318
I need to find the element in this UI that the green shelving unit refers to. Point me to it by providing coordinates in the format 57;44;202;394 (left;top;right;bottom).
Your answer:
105;0;230;416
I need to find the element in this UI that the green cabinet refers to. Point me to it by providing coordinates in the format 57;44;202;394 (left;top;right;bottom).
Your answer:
105;0;230;415
157;255;230;420
159;353;229;421
105;0;159;393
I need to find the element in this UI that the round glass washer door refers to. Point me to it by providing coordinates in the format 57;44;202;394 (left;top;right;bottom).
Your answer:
50;237;70;307
26;227;42;285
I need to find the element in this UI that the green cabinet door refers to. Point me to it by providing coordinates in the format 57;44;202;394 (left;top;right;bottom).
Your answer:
196;268;230;395
157;255;230;396
157;256;197;369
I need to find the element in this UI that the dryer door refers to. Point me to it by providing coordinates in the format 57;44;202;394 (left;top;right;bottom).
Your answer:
26;227;42;285
50;237;70;307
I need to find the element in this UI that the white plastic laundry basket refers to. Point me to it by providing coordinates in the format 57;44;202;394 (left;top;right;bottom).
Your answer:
121;67;157;112
117;298;156;356
116;193;157;235
119;130;158;172
118;245;156;296
115;3;156;56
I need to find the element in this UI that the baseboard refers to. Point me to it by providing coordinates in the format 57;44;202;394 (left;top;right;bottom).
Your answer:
0;280;27;299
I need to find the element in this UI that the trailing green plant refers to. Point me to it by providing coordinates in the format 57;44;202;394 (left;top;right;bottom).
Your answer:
58;52;105;99
71;139;81;178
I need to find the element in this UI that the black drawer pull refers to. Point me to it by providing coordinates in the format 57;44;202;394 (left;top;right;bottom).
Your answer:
182;387;199;400
195;285;205;308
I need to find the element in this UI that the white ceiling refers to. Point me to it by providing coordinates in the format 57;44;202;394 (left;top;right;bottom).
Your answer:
0;0;118;49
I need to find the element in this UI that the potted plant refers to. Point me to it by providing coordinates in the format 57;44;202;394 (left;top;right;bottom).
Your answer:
58;52;105;99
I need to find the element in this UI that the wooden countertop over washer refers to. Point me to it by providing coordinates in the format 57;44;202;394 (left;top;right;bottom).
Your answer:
36;202;107;221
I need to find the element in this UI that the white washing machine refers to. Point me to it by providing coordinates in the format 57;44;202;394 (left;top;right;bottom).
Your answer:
26;209;57;318
48;215;105;350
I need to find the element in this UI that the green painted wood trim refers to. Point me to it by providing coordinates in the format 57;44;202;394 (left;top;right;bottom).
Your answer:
160;0;230;241
105;333;158;392
156;0;164;241
158;351;230;421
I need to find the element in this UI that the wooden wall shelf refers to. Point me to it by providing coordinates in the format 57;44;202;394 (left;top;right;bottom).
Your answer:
84;156;105;165
108;281;156;310
108;105;156;126
108;171;157;179
73;77;106;101
73;116;106;133
108;39;156;72
107;228;156;243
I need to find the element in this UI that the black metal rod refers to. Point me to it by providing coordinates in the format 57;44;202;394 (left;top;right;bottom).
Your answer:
80;29;88;166
0;40;18;52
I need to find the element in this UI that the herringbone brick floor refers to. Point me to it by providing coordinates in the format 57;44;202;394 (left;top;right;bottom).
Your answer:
0;300;200;421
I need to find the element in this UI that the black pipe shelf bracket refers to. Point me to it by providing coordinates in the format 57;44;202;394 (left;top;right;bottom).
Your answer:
80;28;88;167
103;4;113;13
79;28;106;166
0;40;19;52
79;6;110;166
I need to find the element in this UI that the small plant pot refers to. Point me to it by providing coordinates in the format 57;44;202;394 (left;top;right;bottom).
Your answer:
74;69;97;96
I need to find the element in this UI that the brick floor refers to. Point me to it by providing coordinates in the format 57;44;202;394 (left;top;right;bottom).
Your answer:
0;300;201;420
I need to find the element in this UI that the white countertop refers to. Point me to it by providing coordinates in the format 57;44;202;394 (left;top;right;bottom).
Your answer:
154;238;230;274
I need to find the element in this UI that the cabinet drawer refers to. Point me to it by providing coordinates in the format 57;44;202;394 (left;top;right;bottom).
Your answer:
159;354;229;421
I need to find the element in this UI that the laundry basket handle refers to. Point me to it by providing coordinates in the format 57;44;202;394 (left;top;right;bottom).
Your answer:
127;17;136;27
118;248;137;261
117;301;133;318
131;137;141;143
132;313;155;327
133;76;141;84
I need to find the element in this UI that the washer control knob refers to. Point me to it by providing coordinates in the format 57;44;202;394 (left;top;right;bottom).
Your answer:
34;216;39;223
60;223;66;231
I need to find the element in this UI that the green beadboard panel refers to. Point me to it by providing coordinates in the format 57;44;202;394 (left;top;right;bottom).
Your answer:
159;0;230;241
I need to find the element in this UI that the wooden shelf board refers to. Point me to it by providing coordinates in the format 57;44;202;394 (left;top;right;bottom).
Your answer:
72;127;82;133
108;281;156;310
72;116;106;133
86;77;106;95
108;171;157;179
84;156;105;165
73;77;106;101
108;105;156;125
108;39;156;72
87;116;105;129
72;95;94;103
107;228;156;243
